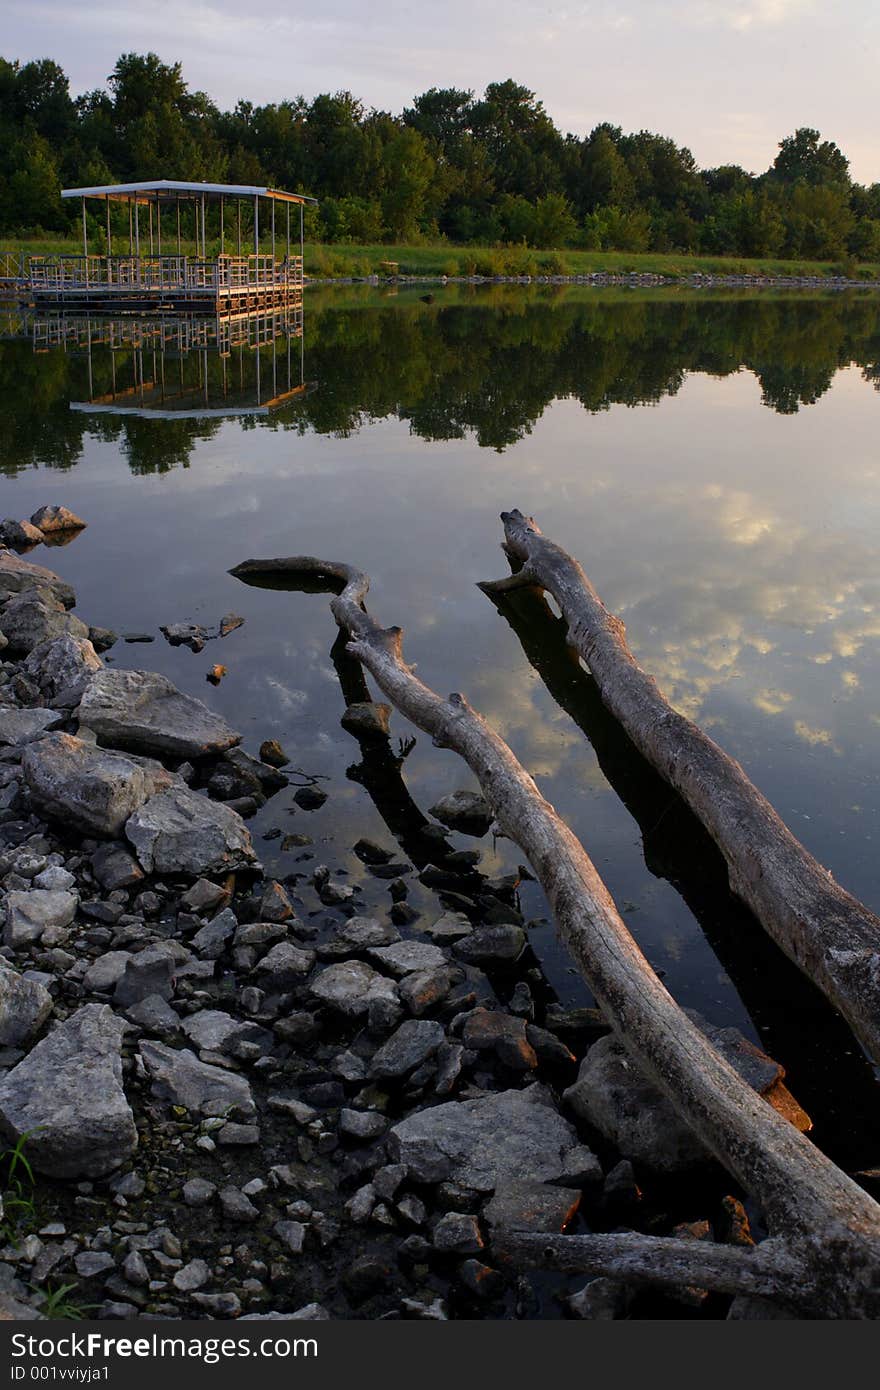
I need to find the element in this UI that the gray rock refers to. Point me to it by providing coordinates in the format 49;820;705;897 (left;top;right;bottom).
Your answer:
274;1221;306;1254
424;911;473;942
3;888;77;947
191;908;237;959
259;881;295;923
74;1251;115;1278
114;946;175;1007
24;634;102;708
33;866;75;892
30;506;87;535
453;924;525;963
428;789;493;836
367;940;448;978
0;708;64;747
310;961;399;1016
180;878;229;915
0;550;75;608
181;1010;268;1057
90;843;144;892
483;1180;582;1238
391;1084;595;1191
182;1178;217;1207
173;1258;209;1292
369;1019;445;1079
563;1035;706;1173
2;588;88;656
340;702;391;739
77;668;240;760
23;733;163;838
320;916;400;956
399;967;456;1017
0;959;52;1046
339;1107;388;1141
82;951;132;994
0;1004;136;1178
254;941;315;986
432;1212;483;1254
125;784;256;877
139;1040;255;1120
219;1187;259;1223
126;994;181;1034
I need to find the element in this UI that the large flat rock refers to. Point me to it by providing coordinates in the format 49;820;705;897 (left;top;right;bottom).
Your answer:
139;1040;255;1120
125;783;256;876
0;1004;136;1178
390;1084;599;1190
77;668;240;760
0;550;75;608
22;732;163;838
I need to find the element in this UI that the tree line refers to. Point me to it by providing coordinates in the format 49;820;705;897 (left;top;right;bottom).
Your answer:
2;51;879;262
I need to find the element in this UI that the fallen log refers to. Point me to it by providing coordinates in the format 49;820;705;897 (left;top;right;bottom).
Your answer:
232;552;880;1316
479;509;880;1064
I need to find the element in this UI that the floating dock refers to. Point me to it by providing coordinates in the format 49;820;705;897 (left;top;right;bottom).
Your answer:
23;180;317;315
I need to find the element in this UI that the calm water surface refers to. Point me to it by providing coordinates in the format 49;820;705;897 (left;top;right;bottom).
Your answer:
2;286;880;1160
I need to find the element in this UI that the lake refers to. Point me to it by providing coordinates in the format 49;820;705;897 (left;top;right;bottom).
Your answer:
2;284;880;1167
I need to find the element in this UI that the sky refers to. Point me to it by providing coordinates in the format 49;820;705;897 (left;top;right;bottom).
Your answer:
4;0;880;183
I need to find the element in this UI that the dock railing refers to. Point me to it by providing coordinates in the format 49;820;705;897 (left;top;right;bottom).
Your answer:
26;254;304;297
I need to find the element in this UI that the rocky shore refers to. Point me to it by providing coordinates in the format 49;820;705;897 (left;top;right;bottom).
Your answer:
0;525;792;1322
312;271;880;291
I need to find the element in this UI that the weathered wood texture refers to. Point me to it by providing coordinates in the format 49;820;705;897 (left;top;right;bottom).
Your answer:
479;509;880;1064
231;552;880;1317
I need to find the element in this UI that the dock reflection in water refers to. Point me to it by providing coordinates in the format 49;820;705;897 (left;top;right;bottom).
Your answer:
9;305;311;419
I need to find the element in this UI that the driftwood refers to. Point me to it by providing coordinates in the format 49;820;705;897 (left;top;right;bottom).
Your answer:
479;509;880;1064
231;553;880;1317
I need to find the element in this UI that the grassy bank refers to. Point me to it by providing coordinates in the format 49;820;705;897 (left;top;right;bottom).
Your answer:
2;237;878;281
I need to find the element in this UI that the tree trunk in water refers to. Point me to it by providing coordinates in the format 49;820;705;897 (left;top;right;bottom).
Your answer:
479;509;880;1065
231;553;880;1317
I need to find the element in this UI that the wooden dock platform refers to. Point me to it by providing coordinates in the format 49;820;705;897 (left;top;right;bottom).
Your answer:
25;253;303;315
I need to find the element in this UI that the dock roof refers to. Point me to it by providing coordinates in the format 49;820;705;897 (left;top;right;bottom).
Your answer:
61;180;317;206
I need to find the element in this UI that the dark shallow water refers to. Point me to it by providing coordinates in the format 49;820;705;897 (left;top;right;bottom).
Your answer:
3;285;880;1167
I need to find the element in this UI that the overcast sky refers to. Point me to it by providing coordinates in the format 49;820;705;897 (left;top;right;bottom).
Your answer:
5;0;879;183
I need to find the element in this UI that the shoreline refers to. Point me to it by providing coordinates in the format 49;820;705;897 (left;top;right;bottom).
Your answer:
0;527;791;1322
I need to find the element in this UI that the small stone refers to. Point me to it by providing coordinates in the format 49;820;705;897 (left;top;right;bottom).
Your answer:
273;1221;306;1254
293;785;327;811
259;740;289;768
74;1251;115;1278
340;702;391;739
219;1187;259;1223
432;1212;483;1254
30;506;87;535
217;1123;259;1146
369;1019;445;1079
483;1180;581;1238
310;961;399;1017
428;789;493;836
260;881;295;922
173;1259;209;1292
4;889;77;947
339;1108;388;1141
182;1178;217;1207
462;1009;537;1071
368;940;448;978
454;924;525;963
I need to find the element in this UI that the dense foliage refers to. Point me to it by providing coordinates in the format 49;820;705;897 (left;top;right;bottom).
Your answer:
1;51;879;261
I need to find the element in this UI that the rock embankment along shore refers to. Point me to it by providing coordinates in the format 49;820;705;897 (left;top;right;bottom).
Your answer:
311;271;880;291
0;532;796;1322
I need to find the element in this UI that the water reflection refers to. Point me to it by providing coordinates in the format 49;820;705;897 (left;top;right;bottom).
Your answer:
2;287;880;476
2;286;880;1158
